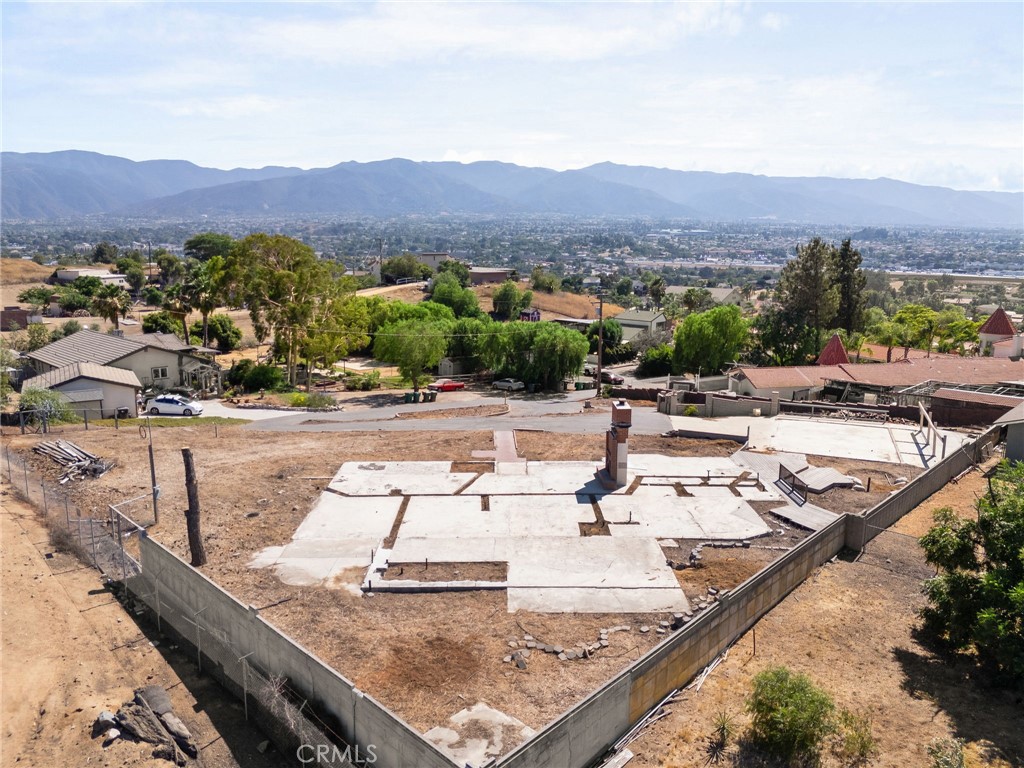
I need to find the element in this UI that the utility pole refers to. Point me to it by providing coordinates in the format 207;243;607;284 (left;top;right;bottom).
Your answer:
596;294;604;398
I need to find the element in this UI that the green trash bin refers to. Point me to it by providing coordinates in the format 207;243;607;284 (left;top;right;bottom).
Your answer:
412;391;421;403
426;391;437;402
403;392;414;404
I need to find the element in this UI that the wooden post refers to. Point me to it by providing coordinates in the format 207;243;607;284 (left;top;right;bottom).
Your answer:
181;447;208;566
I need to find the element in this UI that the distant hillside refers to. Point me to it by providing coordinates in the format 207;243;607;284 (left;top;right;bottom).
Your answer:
2;150;1020;228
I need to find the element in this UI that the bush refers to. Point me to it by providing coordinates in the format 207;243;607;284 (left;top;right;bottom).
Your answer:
243;364;284;392
927;737;965;768
226;359;254;388
305;392;335;409
345;370;380;391
19;387;80;423
190;315;242;351
683;404;699;417
636;343;673;378
747;666;835;763
836;709;876;765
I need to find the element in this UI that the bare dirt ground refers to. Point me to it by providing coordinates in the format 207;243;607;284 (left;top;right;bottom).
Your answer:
626;459;1023;768
5;423;999;764
0;486;281;768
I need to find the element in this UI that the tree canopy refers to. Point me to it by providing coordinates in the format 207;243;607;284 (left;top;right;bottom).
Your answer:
373;319;449;391
491;280;533;320
920;461;1024;684
672;304;748;374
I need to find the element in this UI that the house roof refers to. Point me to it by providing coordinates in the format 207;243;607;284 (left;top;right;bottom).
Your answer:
816;334;850;366
27;329;141;368
931;388;1024;408
994;402;1024;426
614;309;665;323
978;307;1017;339
734;358;1024;391
22;361;142;391
27;328;215;369
60;388;105;403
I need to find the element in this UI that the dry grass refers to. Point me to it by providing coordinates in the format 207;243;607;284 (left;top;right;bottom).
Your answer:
473;284;625;320
0;258;59;285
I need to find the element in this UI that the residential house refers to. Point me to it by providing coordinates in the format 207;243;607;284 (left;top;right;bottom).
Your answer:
25;329;221;393
994;402;1024;462
0;306;43;331
978;307;1023;359
54;268;130;289
20;362;141;420
519;308;541;322
612;309;667;344
469;267;515;286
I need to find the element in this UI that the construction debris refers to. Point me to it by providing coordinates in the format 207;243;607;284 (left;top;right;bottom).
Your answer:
33;440;114;482
103;686;200;765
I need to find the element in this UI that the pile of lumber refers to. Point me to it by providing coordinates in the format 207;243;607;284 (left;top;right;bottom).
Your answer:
33;440;114;483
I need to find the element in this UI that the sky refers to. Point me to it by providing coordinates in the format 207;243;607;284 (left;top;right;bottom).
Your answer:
2;1;1022;192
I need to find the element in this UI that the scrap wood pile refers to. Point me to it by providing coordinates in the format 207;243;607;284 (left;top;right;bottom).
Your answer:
33;440;115;482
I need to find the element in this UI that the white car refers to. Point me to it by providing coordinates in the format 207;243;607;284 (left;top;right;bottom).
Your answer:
492;378;525;391
145;395;204;417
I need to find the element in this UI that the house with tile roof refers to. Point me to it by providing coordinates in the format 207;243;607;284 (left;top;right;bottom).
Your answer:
612;309;667;343
26;329;221;393
978;307;1023;359
21;361;142;419
728;357;1024;400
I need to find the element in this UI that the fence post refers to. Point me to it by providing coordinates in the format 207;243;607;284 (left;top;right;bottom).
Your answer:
41;481;48;517
6;446;12;483
23;462;29;497
84;410;88;430
65;493;71;529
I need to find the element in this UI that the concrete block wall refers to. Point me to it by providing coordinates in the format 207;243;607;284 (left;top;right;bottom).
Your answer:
705;394;771;418
130;536;456;768
497;517;848;768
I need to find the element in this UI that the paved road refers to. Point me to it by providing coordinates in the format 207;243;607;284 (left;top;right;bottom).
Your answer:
207;388;675;435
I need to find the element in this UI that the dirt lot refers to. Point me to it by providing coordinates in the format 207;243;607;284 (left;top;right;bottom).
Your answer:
626;460;1023;768
0;486;281;768
5;422;994;764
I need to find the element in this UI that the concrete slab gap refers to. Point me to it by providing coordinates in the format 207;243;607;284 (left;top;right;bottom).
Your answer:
383;495;410;549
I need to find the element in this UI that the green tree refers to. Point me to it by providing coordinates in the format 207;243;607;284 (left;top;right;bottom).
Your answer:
919;461;1024;683
672;304;748;375
477;321;587;389
373;319;449;391
615;276;633;296
21;323;52;352
648;276;667;307
142;285;164;306
17;286;52;310
123;264;146;295
868;319;910;362
681;287;715;314
531;266;560;294
893;304;938;353
90;284;132;329
155;251;184;287
775;237;839;351
141;311;185;337
381;253;432;283
56;289;91;315
71;275;103;297
491;280;533;320
586;318;623;352
832;239;866;333
91;241;118;264
184;232;234;262
190;315;242;351
298;281;371;387
436;259;471;287
429;272;483;318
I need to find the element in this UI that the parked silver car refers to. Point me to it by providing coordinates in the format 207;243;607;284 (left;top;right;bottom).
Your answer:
492;378;525;391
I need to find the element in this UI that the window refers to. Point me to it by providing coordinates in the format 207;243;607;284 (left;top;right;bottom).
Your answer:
152;366;169;380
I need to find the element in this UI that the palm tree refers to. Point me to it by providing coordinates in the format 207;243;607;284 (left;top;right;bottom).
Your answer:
161;284;192;342
869;321;909;362
91;284;132;330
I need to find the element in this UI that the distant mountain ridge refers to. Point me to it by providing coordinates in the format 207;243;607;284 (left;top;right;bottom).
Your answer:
2;150;1021;228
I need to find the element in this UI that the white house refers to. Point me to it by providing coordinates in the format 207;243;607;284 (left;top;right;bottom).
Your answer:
21;362;141;420
26;329;221;393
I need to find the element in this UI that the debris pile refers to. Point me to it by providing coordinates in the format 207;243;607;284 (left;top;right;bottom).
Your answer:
33;440;114;482
97;686;199;765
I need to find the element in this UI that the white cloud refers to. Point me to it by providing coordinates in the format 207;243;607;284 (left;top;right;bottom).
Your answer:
759;12;785;31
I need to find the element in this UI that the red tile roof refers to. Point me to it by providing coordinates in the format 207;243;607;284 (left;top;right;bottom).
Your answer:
978;307;1017;339
816;334;850;366
735;357;1024;391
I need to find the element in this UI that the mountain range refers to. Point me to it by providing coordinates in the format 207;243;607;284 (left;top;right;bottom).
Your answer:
2;150;1021;228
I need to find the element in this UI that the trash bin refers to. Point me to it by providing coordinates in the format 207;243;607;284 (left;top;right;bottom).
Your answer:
116;407;131;419
425;391;437;402
403;392;414;404
412;391;421;403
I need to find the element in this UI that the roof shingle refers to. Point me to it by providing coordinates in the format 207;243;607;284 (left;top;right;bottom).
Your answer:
22;361;142;390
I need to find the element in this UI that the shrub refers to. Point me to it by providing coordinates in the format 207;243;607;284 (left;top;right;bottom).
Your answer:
19;387;80;423
305;392;335;409
683;404;699;417
927;737;965;768
288;392;308;407
747;666;835;763
836;709;876;765
635;343;673;378
243;364;284;392
226;359;254;388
